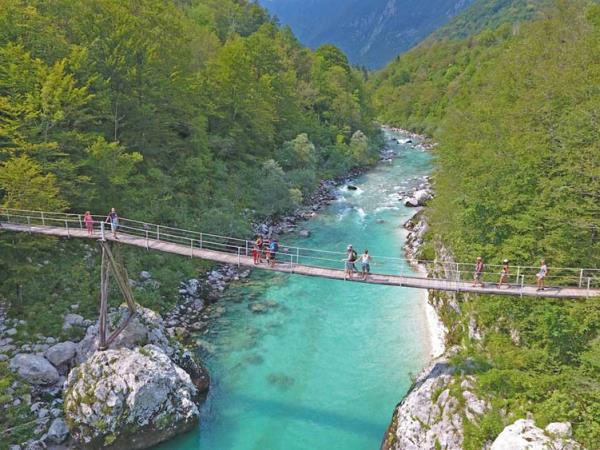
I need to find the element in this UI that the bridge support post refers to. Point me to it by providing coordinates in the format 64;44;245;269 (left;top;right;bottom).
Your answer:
27;216;31;232
199;233;203;249
78;215;83;230
65;220;70;238
579;269;584;288
237;247;241;267
100;222;106;241
98;245;109;350
587;277;591;298
98;241;137;351
40;211;44;226
190;239;194;258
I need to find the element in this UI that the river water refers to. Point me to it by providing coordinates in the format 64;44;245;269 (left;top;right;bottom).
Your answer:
157;129;435;450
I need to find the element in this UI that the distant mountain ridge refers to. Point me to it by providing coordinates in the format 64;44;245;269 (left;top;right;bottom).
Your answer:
261;0;476;68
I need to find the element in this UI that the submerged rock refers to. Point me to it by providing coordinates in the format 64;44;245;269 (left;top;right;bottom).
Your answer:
64;345;198;450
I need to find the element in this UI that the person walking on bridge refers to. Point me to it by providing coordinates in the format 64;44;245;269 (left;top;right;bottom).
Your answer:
255;236;264;263
84;211;94;236
268;238;279;267
536;259;547;291
344;244;358;280
105;208;119;239
361;249;371;280
473;256;484;287
498;259;510;288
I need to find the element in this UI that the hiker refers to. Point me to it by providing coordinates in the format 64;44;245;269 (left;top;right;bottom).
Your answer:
268;238;279;267
473;256;484;287
536;259;547;291
498;259;509;288
252;243;260;265
84;211;94;236
344;244;358;280
256;235;264;263
361;249;371;280
105;207;119;239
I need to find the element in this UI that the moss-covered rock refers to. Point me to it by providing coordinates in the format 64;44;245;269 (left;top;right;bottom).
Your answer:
64;345;198;449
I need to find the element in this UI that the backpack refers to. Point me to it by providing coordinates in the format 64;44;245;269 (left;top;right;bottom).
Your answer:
350;249;357;262
271;241;279;252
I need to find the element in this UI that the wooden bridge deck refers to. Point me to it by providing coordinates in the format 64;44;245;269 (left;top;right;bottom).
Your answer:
2;222;599;299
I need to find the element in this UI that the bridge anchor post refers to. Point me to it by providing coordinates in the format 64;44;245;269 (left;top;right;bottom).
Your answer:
97;241;137;351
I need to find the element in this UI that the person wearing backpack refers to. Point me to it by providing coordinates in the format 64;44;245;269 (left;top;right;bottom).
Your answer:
345;244;357;280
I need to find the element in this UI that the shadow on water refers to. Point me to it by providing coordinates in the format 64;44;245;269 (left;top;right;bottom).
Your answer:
221;392;384;440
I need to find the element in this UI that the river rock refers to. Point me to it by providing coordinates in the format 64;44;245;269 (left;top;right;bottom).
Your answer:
140;271;152;281
490;419;581;450
44;341;76;374
62;314;84;330
46;417;69;444
64;345;199;450
249;303;268;314
10;354;59;386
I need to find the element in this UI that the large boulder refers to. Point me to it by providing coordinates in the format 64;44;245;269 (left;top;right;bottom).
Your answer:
44;341;77;374
491;419;581;450
64;345;199;450
10;354;59;386
404;189;433;207
76;305;173;364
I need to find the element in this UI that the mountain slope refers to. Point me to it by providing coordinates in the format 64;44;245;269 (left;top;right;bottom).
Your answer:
261;0;475;68
429;0;554;40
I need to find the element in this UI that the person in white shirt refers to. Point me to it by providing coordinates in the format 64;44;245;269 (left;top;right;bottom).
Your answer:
361;249;371;280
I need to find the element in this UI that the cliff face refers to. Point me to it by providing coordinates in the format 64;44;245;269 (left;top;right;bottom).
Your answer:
381;348;488;450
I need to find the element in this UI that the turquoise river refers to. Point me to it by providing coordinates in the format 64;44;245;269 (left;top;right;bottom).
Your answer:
156;129;437;450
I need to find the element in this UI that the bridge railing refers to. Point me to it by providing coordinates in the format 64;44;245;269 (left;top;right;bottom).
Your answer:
1;208;599;292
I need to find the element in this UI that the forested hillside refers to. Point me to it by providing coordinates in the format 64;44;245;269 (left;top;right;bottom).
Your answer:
429;0;553;41
372;1;600;447
0;0;379;297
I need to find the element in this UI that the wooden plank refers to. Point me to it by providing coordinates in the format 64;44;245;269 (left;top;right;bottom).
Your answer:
1;222;599;299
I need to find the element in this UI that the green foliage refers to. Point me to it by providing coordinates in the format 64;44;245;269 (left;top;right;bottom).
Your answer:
0;155;67;210
373;1;600;447
430;0;554;42
0;362;35;450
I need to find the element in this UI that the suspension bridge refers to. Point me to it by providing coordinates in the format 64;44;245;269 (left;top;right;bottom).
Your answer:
1;209;599;299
